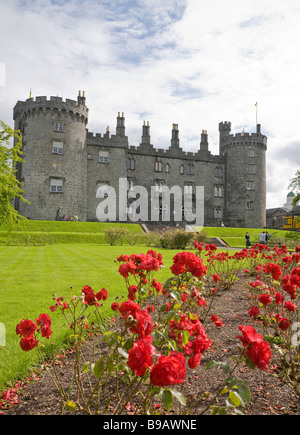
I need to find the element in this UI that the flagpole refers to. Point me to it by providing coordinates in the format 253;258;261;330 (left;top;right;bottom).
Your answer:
255;102;258;126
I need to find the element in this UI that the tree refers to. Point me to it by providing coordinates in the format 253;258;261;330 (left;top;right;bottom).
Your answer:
289;170;300;208
0;121;29;226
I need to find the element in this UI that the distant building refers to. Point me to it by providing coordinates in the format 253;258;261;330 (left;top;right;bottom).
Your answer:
266;192;300;229
13;92;268;228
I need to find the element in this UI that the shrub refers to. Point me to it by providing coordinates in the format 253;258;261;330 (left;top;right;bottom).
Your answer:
104;227;129;246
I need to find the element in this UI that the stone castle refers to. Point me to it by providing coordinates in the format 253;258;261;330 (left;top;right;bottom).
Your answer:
13;91;267;228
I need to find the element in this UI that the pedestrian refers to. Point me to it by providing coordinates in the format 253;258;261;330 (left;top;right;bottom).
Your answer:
245;232;251;249
259;231;266;244
265;231;270;246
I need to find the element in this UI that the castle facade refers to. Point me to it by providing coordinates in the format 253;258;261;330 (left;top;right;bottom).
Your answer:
13;92;267;228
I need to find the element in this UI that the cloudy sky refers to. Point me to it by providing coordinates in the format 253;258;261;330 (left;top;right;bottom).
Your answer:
0;0;299;209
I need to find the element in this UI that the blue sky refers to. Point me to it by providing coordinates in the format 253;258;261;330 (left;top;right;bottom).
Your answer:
1;0;300;208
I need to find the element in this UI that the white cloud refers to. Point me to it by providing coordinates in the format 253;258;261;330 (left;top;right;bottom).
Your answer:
0;0;300;210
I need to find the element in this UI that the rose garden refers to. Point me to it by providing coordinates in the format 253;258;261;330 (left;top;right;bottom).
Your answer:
1;236;300;415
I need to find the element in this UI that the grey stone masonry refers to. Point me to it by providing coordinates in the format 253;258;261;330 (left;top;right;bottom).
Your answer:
13;92;268;228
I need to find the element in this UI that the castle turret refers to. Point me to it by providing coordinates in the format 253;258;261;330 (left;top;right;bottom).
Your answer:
13;92;89;221
219;122;267;228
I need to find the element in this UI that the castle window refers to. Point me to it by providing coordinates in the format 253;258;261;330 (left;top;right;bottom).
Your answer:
180;164;184;175
154;179;165;194
246;181;255;191
99;151;109;164
155;159;163;172
54;122;64;132
215;167;223;178
247;165;256;174
50;178;63;193
187;164;194;175
247;201;254;210
96;182;109;198
184;182;195;196
248;149;256;158
214;207;223;219
127;158;135;170
165;163;170;173
52;141;63;154
214;185;224;198
127;178;135;191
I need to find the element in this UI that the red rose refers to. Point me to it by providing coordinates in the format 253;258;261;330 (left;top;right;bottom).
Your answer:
247;341;272;371
248;307;260;318
16;319;38;338
259;293;272;306
111;302;120;312
127;336;156;377
96;288;108;301
20;336;39;352
279;318;290;331
284;301;297;312
275;292;284;305
150;351;186;387
237;325;271;370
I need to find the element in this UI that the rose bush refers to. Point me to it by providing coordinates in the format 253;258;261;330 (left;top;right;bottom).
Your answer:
15;243;300;415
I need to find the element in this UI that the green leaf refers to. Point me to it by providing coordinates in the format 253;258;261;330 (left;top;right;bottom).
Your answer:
245;356;256;370
91;358;106;379
237;382;251;406
170;389;186;407
228;391;241;408
182;330;190;346
82;361;90;374
162;390;173;411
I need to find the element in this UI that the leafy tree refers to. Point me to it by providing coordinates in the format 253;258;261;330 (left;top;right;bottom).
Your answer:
0;121;29;226
289;169;300;208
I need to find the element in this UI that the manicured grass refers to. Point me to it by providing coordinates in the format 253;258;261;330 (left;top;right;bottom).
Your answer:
0;244;182;390
0;221;144;246
193;226;290;247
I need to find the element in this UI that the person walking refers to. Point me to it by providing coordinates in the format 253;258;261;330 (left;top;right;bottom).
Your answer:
245;232;251;249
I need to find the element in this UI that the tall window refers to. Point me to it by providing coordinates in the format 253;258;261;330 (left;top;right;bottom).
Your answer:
215;167;223;178
165;163;170;173
154;179;165;194
246;181;255;191
247;201;254;210
155;159;163;172
54;122;64;132
52;141;63;154
214;185;224;198
214;207;223;219
50;178;63;193
248;149;256;158
127;158;135;170
127;178;135;191
247;165;256;174
180;164;184;175
96;182;109;198
187;164;194;175
99;151;109;163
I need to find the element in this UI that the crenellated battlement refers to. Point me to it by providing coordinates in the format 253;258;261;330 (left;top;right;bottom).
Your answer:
13;92;89;123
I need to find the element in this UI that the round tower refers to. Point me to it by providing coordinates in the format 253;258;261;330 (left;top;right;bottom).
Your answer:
13;92;89;221
219;122;267;228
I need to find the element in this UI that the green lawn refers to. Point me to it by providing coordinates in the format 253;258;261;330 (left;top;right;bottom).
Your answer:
193;226;290;248
0;244;180;390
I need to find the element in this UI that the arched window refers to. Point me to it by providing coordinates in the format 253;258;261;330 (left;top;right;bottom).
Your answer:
165;163;170;173
180;164;184;175
155;159;163;172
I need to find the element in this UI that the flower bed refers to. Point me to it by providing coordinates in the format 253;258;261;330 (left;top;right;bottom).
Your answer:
1;244;300;415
